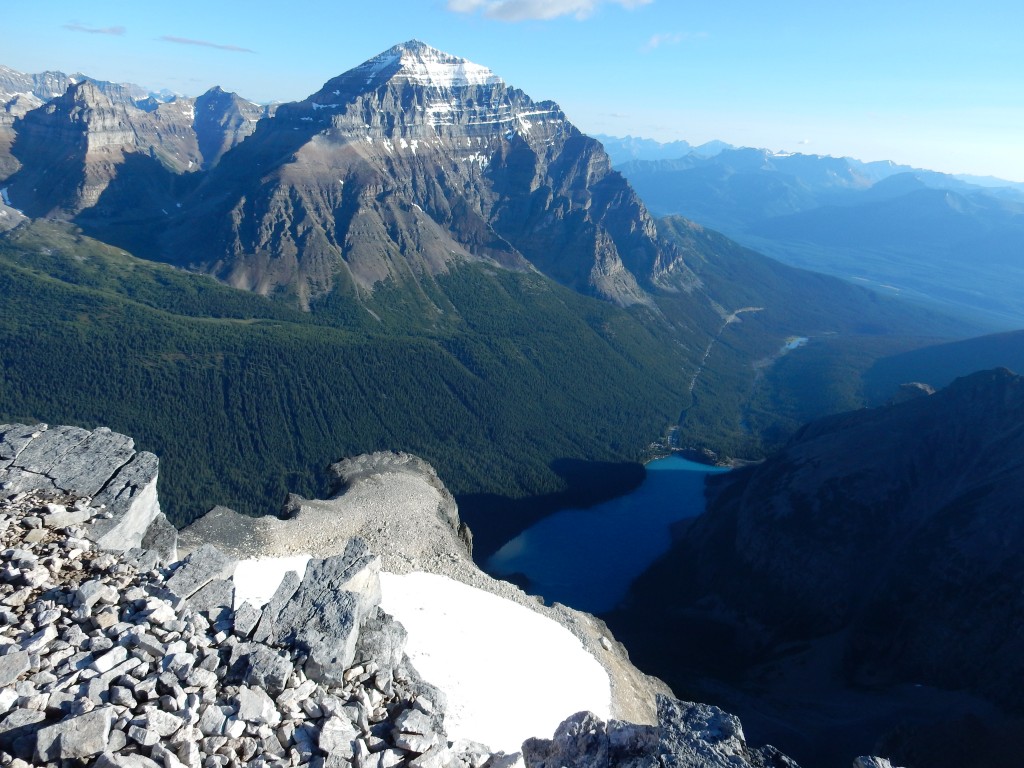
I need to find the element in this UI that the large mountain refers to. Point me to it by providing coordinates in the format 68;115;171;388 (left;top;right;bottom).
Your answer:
149;41;689;308
612;367;1024;767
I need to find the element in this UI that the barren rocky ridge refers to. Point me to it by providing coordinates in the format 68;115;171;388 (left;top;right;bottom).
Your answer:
0;421;825;767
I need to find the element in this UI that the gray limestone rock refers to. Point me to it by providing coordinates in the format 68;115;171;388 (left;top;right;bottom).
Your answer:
236;686;281;726
0;423;174;556
251;569;301;644
0;707;47;757
354;607;408;678
409;745;454;768
522;711;613;768
258;539;380;685
233;642;292;696
95;752;162;768
319;715;359;760
483;754;526;768
141;513;178;564
42;507;93;529
45;427;135;496
185;578;235;623
395;659;447;735
34;705;114;762
233;601;262;639
11;425;91;478
165;544;236;601
86;451;163;551
657;697;800;768
0;424;44;470
0;648;30;686
75;579;118;609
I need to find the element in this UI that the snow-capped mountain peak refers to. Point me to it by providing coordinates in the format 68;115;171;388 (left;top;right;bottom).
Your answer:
358;40;503;89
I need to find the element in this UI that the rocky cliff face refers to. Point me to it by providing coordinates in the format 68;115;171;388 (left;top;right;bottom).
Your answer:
0;422;813;767
0;69;271;220
142;41;693;307
0;422;174;561
0;66;76;180
1;47;695;309
614;368;1024;766
674;368;1024;703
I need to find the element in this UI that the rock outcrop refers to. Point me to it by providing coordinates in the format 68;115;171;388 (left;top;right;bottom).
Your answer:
522;700;800;768
0;421;812;767
0;486;460;768
0;423;173;562
178;451;668;730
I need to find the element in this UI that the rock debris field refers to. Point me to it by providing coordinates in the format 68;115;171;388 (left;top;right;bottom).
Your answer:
0;422;834;767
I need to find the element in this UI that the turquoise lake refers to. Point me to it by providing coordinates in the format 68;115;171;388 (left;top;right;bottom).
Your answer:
487;455;729;614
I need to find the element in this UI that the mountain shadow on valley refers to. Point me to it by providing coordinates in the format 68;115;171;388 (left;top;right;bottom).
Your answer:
457;458;646;562
608;368;1024;768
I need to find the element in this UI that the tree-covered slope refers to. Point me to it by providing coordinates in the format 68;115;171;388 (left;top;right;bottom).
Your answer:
0;222;691;528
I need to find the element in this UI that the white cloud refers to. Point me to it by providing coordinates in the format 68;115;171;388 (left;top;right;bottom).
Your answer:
160;35;256;54
63;22;126;36
642;30;708;51
447;0;652;22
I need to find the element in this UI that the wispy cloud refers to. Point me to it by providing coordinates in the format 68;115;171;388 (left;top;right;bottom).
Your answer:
798;139;812;145
159;36;255;54
63;22;126;36
642;31;707;51
447;0;652;22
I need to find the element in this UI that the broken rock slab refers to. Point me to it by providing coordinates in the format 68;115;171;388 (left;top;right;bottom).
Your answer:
0;423;175;562
256;537;381;686
165;544;236;601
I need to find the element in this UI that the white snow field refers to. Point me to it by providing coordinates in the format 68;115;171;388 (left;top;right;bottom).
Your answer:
232;558;611;753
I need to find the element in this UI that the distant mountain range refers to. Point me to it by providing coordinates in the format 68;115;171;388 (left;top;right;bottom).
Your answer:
605;139;1024;329
593;134;733;163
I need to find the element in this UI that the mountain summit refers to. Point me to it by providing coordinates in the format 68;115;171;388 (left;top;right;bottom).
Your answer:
338;39;504;89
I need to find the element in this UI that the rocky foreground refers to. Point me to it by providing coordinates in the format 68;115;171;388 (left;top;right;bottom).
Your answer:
0;421;897;768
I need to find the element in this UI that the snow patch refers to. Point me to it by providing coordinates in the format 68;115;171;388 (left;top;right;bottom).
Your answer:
357;41;503;89
233;556;312;609
380;571;611;753
231;558;611;753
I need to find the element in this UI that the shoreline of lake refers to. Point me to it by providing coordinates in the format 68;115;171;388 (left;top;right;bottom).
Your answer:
485;455;730;614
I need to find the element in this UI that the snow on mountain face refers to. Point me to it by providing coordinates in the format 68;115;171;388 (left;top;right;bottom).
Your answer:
357;40;503;89
301;40;560;144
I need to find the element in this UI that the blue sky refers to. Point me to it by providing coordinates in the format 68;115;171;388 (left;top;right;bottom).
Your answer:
5;0;1023;181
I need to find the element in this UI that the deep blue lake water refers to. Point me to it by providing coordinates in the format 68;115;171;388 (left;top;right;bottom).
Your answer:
486;455;729;614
